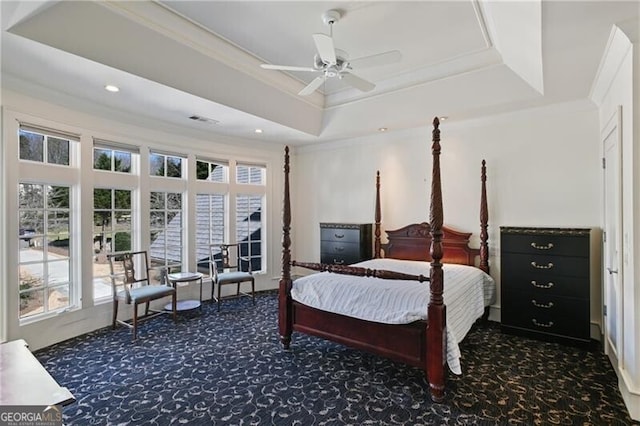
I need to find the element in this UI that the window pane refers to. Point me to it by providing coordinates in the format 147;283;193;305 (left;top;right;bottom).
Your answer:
48;211;69;236
19;130;44;162
47;285;70;311
150;192;165;209
20;264;45;318
47;137;70;165
19;211;44;235
167;193;182;210
48;259;70;285
236;195;262;272
114;190;131;209
48;186;69;209
150;153;164;176
20;238;44;263
237;165;265;185
113;232;131;252
20;289;44;318
93;148;112;170
149;191;183;269
114;151;131;173
19;183;44;208
150;212;165;228
196;161;209;180
166;156;182;178
94;188;112;209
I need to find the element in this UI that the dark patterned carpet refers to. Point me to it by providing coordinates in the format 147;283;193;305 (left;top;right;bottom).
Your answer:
35;291;636;425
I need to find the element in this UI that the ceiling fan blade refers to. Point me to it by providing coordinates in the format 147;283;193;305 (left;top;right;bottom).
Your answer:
260;64;317;72
298;76;325;96
341;72;376;92
312;33;337;65
349;50;402;69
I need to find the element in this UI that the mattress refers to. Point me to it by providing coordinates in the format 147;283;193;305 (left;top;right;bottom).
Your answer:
291;258;496;374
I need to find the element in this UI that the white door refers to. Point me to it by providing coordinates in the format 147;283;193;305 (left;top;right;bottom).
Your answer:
602;107;623;363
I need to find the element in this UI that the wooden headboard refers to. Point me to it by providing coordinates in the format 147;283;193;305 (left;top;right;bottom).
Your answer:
384;223;480;266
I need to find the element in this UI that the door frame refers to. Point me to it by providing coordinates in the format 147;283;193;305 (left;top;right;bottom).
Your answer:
602;105;623;364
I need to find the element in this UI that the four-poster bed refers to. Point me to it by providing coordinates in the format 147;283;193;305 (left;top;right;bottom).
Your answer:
278;117;492;402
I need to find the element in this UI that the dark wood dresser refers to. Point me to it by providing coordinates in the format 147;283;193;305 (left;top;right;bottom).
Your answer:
500;226;592;345
320;223;372;265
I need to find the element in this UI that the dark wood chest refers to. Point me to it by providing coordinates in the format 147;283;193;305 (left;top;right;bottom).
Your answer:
500;226;592;345
320;223;372;265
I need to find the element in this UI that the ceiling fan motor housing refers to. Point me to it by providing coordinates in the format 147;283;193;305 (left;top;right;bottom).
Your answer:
322;10;341;26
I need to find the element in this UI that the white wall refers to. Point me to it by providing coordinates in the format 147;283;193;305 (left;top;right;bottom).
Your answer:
1;90;285;350
591;21;640;421
292;101;602;326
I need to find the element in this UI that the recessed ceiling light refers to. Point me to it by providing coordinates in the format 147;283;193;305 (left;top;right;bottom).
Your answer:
440;116;448;121
378;127;388;132
254;129;263;134
104;84;120;93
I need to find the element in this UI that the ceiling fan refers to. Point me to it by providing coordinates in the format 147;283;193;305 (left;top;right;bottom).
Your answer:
260;10;402;96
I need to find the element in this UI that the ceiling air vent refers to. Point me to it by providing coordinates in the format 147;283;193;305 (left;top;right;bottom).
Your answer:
188;115;219;125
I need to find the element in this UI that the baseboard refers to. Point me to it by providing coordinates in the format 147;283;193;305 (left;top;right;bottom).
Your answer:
618;374;640;421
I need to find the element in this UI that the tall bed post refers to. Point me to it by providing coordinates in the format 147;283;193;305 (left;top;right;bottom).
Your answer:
479;160;489;273
374;171;382;258
278;146;293;349
427;117;446;402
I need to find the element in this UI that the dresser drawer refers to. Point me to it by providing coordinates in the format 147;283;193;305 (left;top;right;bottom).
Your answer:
502;252;589;278
501;231;589;257
502;290;590;339
501;274;589;299
320;252;362;265
321;227;362;244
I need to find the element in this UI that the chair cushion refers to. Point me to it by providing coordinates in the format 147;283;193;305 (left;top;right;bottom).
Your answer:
117;285;175;302
217;271;253;284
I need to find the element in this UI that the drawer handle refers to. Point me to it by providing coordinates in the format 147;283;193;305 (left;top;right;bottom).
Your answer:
532;319;554;328
531;280;554;289
333;259;344;265
531;261;554;269
334;247;344;252
531;299;554;309
334;233;345;239
531;242;554;250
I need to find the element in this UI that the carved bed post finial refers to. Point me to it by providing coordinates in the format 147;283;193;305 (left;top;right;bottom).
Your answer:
279;146;293;348
427;116;446;402
375;171;382;258
480;160;489;273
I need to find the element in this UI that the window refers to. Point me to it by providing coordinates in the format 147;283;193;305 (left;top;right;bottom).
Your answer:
18;183;72;318
236;194;263;272
93;188;133;300
19;129;71;166
195;193;226;274
236;164;265;185
196;159;228;182
93;147;132;173
150;152;183;178
149;191;183;272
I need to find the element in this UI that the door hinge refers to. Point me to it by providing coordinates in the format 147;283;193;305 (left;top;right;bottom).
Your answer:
604;305;607;316
602;157;606;169
603;231;607;243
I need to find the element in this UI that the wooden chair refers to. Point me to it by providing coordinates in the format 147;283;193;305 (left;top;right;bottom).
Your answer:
107;251;177;340
209;243;255;311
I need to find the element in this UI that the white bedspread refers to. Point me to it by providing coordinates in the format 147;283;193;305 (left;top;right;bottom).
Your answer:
291;258;496;375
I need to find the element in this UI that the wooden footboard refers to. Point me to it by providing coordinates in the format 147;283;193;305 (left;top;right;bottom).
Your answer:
293;301;427;367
